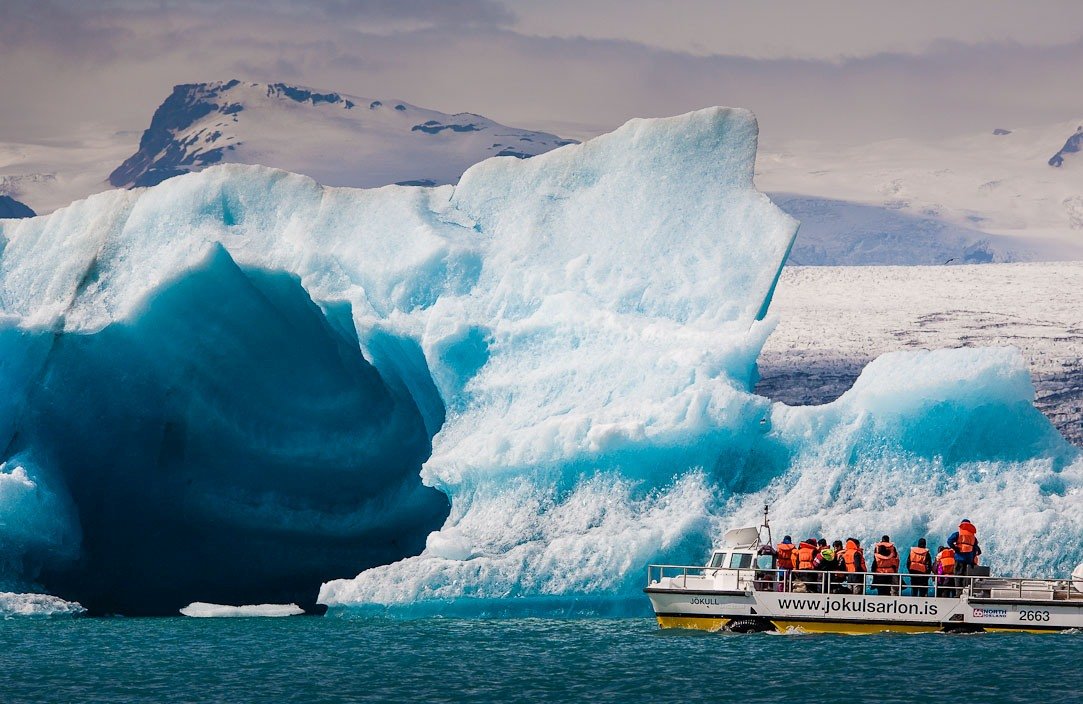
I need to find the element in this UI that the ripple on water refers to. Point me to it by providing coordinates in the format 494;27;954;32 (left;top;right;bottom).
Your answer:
0;617;1078;703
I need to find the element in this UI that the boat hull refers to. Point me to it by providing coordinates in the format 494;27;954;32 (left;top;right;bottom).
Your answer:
647;587;1083;634
653;614;944;634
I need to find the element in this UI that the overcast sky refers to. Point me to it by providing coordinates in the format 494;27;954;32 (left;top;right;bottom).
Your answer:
2;0;1081;146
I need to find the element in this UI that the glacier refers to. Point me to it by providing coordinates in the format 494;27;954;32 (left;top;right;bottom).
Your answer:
0;107;1079;615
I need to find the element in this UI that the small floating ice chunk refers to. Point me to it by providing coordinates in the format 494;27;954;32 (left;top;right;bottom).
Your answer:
0;592;85;617
180;602;304;617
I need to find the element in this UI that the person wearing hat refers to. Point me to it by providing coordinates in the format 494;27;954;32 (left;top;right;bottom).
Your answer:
775;535;795;592
947;519;982;577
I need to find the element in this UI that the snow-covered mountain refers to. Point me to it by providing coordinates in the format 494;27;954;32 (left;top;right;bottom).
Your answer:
0;195;34;219
1048;125;1083;167
109;80;576;190
4;78;1082;266
771;194;1029;265
758;120;1083;263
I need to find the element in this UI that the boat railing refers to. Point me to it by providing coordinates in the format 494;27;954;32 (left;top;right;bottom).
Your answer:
646;564;1083;602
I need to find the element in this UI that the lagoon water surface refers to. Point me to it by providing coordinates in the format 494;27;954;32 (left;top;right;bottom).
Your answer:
2;617;1079;703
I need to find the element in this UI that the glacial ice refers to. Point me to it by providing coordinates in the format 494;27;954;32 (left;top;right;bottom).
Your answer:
0;456;80;584
0;246;449;613
0;592;85;618
0;107;1079;615
319;346;1082;611
180;602;303;617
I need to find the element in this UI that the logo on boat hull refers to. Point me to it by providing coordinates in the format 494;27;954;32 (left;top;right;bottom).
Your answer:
972;608;1007;618
689;597;721;606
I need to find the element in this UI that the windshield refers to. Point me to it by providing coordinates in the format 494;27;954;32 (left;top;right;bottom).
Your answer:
729;552;753;569
709;552;727;568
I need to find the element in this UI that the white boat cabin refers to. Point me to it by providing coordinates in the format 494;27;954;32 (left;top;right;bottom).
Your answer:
702;526;774;591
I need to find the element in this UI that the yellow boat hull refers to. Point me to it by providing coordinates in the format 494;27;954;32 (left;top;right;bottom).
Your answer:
654;614;1060;635
654;614;939;634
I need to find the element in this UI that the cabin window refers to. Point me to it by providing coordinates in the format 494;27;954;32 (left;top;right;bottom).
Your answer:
756;554;775;570
709;552;728;568
728;552;753;569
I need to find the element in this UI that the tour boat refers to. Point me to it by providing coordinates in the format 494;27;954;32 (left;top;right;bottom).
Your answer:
645;509;1083;634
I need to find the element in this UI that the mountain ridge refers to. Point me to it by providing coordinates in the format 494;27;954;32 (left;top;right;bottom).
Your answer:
109;80;576;190
1048;125;1083;167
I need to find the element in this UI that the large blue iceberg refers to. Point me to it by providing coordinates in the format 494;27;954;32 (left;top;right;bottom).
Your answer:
0;108;1079;615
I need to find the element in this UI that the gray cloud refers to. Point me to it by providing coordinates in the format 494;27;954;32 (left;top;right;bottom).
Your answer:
0;0;136;61
296;0;516;25
507;0;1083;60
0;2;1080;146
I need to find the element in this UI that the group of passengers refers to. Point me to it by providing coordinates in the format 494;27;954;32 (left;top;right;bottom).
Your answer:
767;519;982;596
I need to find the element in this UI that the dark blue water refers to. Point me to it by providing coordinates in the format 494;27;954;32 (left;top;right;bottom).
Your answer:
1;617;1078;703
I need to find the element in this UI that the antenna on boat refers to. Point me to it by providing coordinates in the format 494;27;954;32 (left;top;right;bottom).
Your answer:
760;504;772;547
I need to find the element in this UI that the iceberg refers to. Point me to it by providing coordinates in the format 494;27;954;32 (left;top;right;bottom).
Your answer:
0;592;85;618
180;602;303;617
319;346;1082;612
0;107;1078;616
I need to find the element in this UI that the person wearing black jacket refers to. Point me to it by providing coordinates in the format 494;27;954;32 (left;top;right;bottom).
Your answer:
813;540;846;594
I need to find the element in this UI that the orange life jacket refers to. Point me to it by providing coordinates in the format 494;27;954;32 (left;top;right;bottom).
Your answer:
797;543;817;570
873;542;899;573
936;548;956;575
908;546;930;573
956;522;977;554
841;540;865;573
776;543;795;570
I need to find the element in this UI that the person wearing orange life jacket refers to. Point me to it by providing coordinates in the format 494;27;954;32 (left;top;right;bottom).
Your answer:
775;536;795;592
934;545;958;597
795;538;820;592
775;536;796;570
841;538;867;594
907;537;933;597
796;539;818;569
871;535;900;596
947;519;982;577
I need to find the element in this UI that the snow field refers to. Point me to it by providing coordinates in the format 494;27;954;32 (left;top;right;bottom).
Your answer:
758;263;1083;443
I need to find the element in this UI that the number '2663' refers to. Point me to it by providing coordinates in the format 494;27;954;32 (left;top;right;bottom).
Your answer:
1019;610;1050;622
